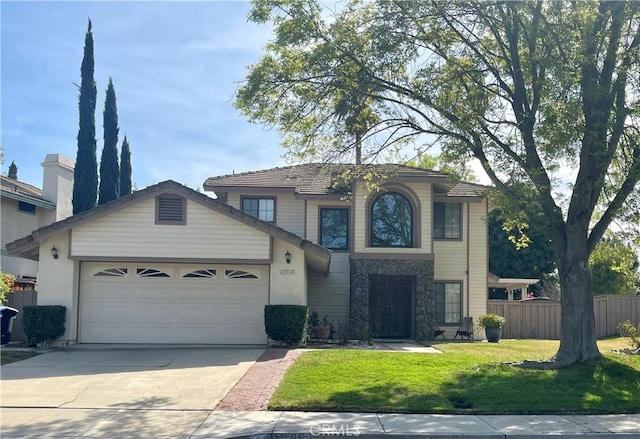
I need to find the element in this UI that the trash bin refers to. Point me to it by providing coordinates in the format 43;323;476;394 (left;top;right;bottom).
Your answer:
0;306;19;345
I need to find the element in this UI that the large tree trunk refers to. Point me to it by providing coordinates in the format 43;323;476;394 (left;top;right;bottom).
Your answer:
522;234;601;369
553;254;601;366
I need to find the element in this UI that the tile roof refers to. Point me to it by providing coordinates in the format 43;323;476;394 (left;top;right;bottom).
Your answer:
205;164;338;194
447;181;488;198
204;163;487;197
0;175;55;207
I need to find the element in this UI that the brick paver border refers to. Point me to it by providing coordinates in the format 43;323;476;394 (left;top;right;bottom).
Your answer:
215;347;303;411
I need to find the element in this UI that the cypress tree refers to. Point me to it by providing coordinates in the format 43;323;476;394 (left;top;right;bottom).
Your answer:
119;136;132;196
98;78;119;204
8;161;18;179
72;19;98;214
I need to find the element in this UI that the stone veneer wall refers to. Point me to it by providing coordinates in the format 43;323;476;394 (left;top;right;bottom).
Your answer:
349;257;435;341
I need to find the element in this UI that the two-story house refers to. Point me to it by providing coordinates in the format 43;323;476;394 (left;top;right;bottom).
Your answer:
7;163;488;345
1;154;74;280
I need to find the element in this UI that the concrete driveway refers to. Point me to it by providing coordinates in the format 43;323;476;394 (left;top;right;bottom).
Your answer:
1;346;264;438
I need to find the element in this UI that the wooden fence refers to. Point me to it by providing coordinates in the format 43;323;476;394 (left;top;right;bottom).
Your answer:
487;295;640;339
6;290;38;343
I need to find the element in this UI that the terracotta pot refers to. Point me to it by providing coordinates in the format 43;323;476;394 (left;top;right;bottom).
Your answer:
313;325;331;341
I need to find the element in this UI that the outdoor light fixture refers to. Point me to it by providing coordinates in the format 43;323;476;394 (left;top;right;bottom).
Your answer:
285;250;292;264
51;246;59;259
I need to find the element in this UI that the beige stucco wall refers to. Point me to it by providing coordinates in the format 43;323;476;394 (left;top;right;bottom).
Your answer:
41;154;74;223
36;233;78;345
269;238;307;305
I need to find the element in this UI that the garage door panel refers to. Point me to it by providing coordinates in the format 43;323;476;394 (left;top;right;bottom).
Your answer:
80;263;269;344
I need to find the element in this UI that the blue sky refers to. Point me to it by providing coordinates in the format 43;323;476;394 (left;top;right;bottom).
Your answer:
1;1;287;191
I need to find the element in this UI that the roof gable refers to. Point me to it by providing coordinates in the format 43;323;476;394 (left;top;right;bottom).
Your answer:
6;180;331;274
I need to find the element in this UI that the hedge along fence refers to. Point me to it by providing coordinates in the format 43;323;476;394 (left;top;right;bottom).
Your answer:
23;305;66;347
264;304;309;346
487;295;640;339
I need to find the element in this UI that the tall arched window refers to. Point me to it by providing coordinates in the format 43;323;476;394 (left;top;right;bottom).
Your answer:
370;192;413;247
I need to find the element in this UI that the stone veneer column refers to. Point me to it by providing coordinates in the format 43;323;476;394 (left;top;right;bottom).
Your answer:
349;257;435;341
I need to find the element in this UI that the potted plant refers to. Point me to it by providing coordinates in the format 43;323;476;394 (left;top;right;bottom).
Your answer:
309;311;331;341
478;313;506;343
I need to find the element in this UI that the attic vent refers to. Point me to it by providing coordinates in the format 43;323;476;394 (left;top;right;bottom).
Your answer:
156;195;186;225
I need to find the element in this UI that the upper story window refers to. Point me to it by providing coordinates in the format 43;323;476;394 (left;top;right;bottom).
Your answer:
320;207;349;250
434;202;461;239
18;201;36;214
241;197;275;223
156;195;186;225
370;192;413;247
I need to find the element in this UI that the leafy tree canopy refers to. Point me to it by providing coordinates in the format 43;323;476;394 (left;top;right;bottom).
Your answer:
236;0;640;366
489;208;556;279
589;234;640;296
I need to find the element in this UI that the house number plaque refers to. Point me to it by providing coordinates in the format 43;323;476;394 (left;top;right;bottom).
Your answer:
280;269;295;275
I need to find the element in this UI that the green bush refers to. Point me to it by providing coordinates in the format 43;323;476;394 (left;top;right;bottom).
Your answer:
264;304;308;346
478;313;506;328
618;320;640;351
23;305;66;347
0;272;15;305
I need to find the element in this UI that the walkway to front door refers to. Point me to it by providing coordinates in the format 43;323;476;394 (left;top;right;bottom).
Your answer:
369;276;413;338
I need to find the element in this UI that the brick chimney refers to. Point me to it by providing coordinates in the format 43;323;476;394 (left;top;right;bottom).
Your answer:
41;154;75;222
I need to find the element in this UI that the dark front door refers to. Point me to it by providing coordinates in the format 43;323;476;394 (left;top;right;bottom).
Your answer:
369;277;412;338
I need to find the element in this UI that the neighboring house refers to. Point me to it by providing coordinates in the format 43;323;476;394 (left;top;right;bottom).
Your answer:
7;163;489;345
487;272;539;301
1;154;74;280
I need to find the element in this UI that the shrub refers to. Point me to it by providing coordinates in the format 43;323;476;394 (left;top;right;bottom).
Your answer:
23;305;66;347
335;318;351;345
0;272;15;305
478;313;506;328
618;320;640;351
309;311;330;327
264;304;309;346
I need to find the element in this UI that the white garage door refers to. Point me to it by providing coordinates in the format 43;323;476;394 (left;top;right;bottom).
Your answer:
79;262;269;344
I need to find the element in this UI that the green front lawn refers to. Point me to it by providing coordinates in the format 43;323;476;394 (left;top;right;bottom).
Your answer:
1;350;38;365
270;338;640;414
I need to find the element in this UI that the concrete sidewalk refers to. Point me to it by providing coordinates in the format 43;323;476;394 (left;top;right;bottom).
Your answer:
199;411;640;438
2;409;638;438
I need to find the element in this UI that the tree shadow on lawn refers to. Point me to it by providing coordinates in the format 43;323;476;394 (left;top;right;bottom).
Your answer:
320;357;640;414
